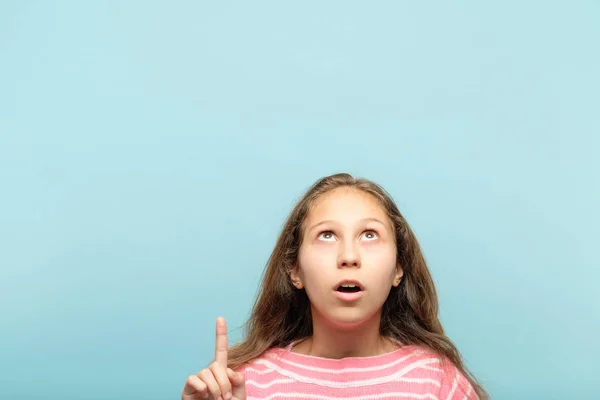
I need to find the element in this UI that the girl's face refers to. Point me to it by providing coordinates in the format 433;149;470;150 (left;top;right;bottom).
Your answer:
291;187;403;329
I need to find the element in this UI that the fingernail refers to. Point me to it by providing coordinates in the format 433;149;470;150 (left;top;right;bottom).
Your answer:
224;393;232;400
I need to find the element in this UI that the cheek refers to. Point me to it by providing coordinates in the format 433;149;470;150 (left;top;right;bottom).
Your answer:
364;242;396;263
300;241;336;264
364;247;398;283
298;246;336;288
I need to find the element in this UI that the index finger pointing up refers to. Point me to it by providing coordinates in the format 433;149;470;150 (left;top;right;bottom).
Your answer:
214;316;228;366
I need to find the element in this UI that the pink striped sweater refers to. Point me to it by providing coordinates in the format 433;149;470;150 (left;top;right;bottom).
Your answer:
240;343;478;400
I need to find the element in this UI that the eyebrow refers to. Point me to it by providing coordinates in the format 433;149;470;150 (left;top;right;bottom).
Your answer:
307;217;388;233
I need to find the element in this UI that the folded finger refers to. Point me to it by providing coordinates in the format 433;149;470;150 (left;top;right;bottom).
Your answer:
183;374;207;397
199;368;221;399
227;368;246;400
210;362;232;400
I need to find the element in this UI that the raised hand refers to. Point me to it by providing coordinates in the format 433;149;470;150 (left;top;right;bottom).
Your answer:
182;317;246;400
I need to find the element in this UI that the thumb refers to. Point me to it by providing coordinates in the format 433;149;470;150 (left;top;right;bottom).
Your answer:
227;368;246;400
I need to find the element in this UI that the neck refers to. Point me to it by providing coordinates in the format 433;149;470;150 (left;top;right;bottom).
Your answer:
294;309;397;359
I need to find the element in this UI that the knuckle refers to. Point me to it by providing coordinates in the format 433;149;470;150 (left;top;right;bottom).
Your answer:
199;368;211;379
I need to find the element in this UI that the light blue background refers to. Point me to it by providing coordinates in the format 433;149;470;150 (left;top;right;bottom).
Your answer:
1;1;598;399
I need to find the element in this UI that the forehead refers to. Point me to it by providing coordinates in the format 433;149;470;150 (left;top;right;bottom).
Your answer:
306;187;389;224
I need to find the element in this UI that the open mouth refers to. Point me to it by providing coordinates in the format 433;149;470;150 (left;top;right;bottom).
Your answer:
336;284;362;293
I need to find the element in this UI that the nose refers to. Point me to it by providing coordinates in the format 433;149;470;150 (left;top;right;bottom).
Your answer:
338;239;361;269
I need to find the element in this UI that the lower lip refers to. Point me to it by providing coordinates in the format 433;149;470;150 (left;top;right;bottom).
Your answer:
334;290;364;302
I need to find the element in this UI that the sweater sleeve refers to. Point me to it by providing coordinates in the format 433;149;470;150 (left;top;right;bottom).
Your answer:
438;361;478;400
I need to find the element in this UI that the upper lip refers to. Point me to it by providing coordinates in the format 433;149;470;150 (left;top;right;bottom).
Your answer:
333;279;364;290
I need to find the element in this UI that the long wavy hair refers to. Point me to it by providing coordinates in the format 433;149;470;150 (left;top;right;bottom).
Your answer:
228;173;487;399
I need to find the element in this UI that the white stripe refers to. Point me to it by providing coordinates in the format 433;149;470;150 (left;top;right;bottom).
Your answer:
247;353;441;377
394;359;443;383
245;378;295;389
256;349;427;374
462;384;473;400
445;370;459;400
249;358;442;388
248;392;439;400
245;366;278;376
421;366;443;373
246;376;441;389
399;377;442;387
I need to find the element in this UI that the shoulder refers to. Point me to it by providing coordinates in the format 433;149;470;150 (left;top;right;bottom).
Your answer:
234;348;294;397
389;345;478;400
417;347;478;400
234;347;286;377
438;362;478;400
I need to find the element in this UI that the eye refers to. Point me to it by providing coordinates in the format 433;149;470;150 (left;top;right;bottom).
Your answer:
317;230;336;241
362;230;379;241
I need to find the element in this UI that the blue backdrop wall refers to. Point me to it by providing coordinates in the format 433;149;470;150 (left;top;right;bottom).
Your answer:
1;2;598;399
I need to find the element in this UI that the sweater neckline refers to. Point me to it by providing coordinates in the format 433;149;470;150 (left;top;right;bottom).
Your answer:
273;339;413;368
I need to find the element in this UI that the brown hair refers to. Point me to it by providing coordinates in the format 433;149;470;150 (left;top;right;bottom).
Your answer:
228;173;487;399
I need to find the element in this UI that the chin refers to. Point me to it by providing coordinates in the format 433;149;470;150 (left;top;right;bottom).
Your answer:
324;308;380;330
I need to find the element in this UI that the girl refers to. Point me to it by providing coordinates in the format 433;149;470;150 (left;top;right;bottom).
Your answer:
182;173;488;400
